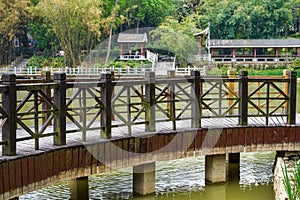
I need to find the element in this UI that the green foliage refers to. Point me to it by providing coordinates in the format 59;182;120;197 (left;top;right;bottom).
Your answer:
196;0;298;39
150;16;199;66
117;0;174;29
0;0;30;65
282;157;300;200
98;60;151;69
206;64;300;76
290;58;300;71
34;0;111;67
27;56;65;68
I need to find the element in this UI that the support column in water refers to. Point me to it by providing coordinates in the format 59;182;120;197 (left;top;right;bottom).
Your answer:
69;177;89;200
205;154;227;183
133;162;155;195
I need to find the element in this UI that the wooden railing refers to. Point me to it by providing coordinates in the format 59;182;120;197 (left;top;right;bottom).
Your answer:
0;70;297;156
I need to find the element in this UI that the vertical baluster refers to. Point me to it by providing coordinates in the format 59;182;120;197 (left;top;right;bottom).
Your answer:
191;70;201;128
82;88;87;141
239;71;248;126
101;73;112;138
145;72;156;132
127;86;132;134
41;71;51;125
167;70;176;130
54;73;66;145
2;74;17;156
34;91;39;149
266;83;270;125
288;71;297;125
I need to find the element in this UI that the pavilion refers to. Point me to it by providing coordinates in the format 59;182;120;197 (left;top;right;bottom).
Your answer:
117;33;148;61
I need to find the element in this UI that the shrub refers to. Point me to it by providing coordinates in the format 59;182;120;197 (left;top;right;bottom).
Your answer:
282;156;300;200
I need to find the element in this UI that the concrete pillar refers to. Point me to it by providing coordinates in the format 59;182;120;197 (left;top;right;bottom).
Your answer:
69;177;89;200
228;153;240;181
133;162;155;195
205;154;227;183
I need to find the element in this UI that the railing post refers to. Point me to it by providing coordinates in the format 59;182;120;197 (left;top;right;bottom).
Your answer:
145;72;156;132
288;71;297;125
54;73;66;145
238;71;248;126
101;73;112;138
111;71;115;121
167;70;176;130
42;71;52;124
191;70;201;128
2;73;17;156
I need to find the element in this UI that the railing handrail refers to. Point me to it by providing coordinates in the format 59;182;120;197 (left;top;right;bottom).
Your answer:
0;70;297;156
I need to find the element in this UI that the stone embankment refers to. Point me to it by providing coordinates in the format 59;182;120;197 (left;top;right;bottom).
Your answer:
273;152;299;200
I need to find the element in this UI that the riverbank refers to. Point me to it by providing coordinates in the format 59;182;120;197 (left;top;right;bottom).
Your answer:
273;152;299;200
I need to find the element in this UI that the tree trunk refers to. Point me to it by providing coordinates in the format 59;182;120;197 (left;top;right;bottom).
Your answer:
0;42;13;66
105;0;119;65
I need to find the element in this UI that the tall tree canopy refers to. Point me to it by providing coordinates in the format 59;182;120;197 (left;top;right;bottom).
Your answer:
0;0;30;65
195;0;298;39
35;0;110;67
150;16;199;65
0;0;299;66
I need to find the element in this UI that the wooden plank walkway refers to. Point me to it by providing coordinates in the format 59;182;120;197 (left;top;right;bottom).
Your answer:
0;114;299;158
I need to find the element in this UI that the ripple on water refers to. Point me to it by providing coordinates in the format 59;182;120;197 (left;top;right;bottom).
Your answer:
20;152;275;199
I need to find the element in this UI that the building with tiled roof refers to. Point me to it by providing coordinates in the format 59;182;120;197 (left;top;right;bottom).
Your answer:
117;33;148;61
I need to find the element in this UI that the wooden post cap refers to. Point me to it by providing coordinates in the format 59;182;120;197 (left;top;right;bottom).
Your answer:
1;73;16;82
54;73;66;80
145;71;155;79
191;70;200;77
100;72;112;80
239;71;248;76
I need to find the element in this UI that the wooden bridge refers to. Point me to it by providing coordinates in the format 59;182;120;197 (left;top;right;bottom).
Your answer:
0;70;299;199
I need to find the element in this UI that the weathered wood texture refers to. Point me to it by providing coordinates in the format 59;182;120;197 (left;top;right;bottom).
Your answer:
0;125;299;199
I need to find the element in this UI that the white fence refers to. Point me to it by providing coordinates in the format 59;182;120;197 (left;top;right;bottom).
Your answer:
0;65;206;76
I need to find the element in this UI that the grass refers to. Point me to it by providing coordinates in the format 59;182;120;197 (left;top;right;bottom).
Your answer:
282;156;300;200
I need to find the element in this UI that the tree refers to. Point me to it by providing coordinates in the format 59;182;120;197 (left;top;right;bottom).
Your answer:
150;16;199;66
117;0;174;31
195;0;296;39
35;0;110;67
0;0;30;65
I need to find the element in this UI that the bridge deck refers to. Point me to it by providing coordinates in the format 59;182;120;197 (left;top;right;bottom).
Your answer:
0;114;299;159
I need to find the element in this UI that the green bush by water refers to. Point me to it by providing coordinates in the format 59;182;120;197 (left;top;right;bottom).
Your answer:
282;155;300;200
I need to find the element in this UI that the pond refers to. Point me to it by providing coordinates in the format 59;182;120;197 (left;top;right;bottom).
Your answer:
20;152;275;200
19;81;300;200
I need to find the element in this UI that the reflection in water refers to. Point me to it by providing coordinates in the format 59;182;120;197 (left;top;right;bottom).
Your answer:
20;152;275;200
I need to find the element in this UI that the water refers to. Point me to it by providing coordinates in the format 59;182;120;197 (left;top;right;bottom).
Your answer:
21;152;276;200
17;80;300;200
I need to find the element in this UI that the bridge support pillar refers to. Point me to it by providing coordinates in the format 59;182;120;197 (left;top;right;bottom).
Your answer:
228;153;240;181
69;177;89;200
205;154;227;183
133;162;155;196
